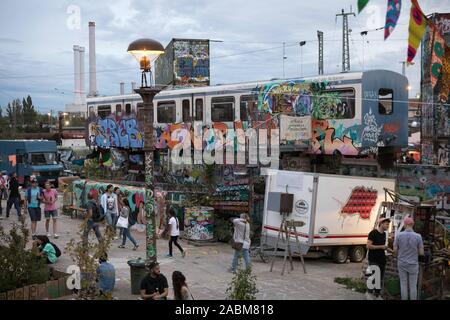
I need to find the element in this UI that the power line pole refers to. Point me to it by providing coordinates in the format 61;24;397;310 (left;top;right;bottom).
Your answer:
317;31;324;75
336;8;355;72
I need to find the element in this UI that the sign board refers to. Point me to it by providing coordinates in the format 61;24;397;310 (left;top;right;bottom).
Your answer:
276;170;304;191
280;115;311;141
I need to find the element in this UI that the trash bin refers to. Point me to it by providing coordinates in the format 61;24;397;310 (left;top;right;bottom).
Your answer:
127;258;147;295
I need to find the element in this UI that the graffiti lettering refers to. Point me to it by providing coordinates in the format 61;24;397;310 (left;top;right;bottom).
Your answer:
312;119;359;155
88;116;144;149
361;108;382;144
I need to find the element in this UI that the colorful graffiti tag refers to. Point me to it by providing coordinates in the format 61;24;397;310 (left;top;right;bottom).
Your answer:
88;116;144;149
184;206;214;241
173;40;209;85
312;119;359;155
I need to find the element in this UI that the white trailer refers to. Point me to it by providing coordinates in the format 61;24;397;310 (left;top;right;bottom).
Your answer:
261;169;396;263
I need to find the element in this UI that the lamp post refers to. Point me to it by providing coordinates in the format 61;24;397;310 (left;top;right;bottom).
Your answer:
127;38;165;264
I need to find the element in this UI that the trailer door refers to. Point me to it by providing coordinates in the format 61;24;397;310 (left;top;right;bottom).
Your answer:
262;169;315;254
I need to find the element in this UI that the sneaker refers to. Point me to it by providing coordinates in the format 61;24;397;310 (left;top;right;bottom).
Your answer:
118;245;125;249
227;267;236;274
133;244;139;251
166;254;173;258
54;234;59;239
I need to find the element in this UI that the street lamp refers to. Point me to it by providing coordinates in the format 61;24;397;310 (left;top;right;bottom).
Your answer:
127;38;165;265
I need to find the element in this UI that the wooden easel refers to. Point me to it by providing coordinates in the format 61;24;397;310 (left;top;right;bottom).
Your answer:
270;213;307;275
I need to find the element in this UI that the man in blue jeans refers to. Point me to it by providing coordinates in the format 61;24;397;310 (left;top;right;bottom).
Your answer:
83;190;103;244
394;217;424;300
229;214;251;273
6;173;21;219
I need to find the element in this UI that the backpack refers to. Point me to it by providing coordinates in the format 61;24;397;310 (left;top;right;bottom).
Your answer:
51;243;61;258
91;201;106;222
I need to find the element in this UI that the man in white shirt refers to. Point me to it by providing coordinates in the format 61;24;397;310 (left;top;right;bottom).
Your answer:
100;184;119;238
229;213;251;273
166;208;185;258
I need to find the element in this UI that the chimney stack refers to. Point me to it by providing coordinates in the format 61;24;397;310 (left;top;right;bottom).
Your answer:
120;82;125;95
79;46;86;104
73;45;82;105
88;22;97;97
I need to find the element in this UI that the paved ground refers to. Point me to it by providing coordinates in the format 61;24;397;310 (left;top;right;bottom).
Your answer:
0;195;365;300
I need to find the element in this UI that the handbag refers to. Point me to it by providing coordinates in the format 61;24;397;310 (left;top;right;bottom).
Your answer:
116;215;129;229
231;222;247;251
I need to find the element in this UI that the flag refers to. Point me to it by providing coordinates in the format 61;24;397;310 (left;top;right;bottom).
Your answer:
358;0;369;13
439;45;450;103
384;0;402;40
430;24;446;88
407;0;427;63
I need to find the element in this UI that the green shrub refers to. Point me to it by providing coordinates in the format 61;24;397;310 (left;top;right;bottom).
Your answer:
0;222;48;293
226;266;258;300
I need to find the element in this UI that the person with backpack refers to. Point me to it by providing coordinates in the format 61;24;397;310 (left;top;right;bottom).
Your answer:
33;235;60;264
166;208;185;258
27;179;44;237
83;190;103;244
118;198;139;250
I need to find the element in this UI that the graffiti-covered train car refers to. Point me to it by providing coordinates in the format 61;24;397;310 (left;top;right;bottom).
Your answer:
86;70;408;157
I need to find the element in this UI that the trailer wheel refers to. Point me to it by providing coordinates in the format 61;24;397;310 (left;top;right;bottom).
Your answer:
332;246;349;264
349;246;366;262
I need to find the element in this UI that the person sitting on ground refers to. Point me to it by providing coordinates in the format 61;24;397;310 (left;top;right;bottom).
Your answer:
140;261;169;300
172;271;193;300
96;254;116;296
33;235;58;264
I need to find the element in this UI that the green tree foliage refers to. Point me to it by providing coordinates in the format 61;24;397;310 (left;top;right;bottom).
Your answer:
22;95;38;126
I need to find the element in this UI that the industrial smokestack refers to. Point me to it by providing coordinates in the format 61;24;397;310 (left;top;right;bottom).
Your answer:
79;46;86;104
131;81;137;93
88;21;97;97
73;45;81;105
120;82;125;95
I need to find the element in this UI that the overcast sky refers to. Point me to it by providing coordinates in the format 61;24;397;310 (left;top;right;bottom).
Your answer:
0;0;449;113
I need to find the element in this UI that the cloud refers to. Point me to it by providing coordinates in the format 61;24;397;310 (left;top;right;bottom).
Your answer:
0;0;449;111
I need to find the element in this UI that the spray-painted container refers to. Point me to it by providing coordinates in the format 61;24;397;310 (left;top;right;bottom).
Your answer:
183;206;214;241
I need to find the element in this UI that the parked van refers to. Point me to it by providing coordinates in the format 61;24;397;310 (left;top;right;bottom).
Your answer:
0;140;64;186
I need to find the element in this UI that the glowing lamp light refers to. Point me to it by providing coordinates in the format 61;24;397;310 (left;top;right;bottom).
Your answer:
127;38;164;71
407;85;412;91
65;120;70;126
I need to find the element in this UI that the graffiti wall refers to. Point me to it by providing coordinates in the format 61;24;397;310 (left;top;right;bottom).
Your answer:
312;119;360;155
173;40;209;85
184;206;214;241
420;13;450;166
88;115;144;149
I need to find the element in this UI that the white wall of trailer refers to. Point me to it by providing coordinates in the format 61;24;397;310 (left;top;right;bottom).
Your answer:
262;169;396;250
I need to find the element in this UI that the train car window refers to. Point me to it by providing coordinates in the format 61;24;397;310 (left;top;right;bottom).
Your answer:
318;89;355;119
195;99;203;121
116;104;122;115
125;104;131;115
157;101;176;123
136;103;144;118
97;105;111;118
88;106;95;118
378;88;393;115
240;95;256;121
211;97;234;122
182;99;190;122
